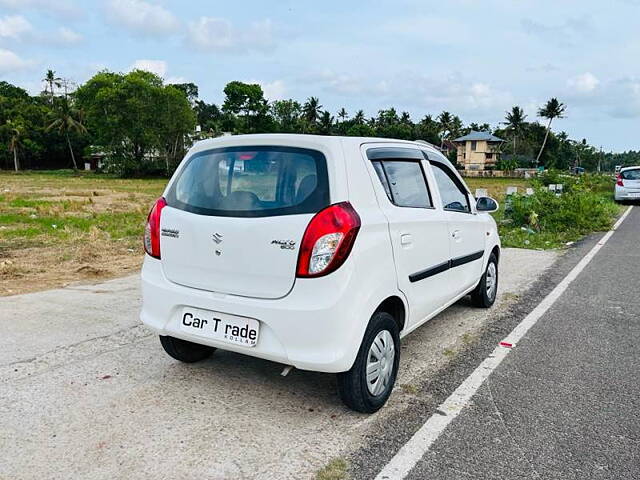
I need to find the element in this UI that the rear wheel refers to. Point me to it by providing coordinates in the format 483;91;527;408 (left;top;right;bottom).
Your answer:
337;312;400;413
159;335;215;363
471;252;498;308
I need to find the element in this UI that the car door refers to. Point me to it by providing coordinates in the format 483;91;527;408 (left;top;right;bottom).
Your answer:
363;145;452;329
426;153;486;297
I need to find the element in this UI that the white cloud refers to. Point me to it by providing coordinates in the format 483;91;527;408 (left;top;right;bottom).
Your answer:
567;72;599;93
300;70;367;95
130;59;167;77
105;0;179;37
564;75;640;119
246;79;286;100
56;27;83;45
384;16;471;45
0;48;34;73
521;16;595;47
603;77;640;118
187;17;276;53
0;0;80;20
166;76;187;85
0;15;33;39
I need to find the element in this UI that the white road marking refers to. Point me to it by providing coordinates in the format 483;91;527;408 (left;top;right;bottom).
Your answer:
375;206;634;480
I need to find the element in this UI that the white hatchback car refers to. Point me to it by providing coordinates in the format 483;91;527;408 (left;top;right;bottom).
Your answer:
615;166;640;202
141;134;501;412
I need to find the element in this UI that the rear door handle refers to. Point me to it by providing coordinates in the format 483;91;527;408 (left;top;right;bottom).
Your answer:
452;230;462;240
400;234;413;246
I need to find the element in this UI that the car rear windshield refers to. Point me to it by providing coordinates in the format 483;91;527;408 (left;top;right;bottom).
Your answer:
166;146;329;217
621;169;640;180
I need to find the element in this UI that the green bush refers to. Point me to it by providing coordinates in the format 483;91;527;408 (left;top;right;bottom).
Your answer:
507;185;617;235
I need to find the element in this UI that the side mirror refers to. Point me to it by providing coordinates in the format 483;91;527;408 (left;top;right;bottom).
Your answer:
476;196;499;213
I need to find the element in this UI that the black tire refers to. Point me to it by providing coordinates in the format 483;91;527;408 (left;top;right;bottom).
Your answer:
159;335;215;363
471;252;498;308
337;311;400;413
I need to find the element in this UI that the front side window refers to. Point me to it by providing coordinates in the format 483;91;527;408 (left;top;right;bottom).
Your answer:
431;163;470;213
166;146;329;217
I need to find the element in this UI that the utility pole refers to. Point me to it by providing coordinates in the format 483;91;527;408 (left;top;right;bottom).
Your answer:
598;146;603;173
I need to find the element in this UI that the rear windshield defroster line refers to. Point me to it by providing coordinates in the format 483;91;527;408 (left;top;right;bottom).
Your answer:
165;145;330;218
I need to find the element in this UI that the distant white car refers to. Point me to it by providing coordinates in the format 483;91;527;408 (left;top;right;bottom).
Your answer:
140;134;501;412
615;166;640;202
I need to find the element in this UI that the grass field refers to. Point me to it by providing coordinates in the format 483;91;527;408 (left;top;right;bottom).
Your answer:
0;170;618;295
463;177;531;201
0;170;165;295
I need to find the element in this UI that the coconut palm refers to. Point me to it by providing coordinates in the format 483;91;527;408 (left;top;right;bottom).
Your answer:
535;98;566;166
7;120;24;172
353;110;365;125
437;111;453;148
46;98;87;171
318;110;334;135
302;97;322;132
43;69;62;103
503;106;527;155
337;107;348;123
449;115;463;139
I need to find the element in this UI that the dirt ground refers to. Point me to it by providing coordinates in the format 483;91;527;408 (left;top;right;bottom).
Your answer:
0;171;165;296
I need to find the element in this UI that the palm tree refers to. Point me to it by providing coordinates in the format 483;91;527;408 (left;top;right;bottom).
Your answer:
535;98;566;166
319;110;334;135
449;115;463;139
337;107;348;123
43;69;62;103
437;111;453;148
353;110;365;125
302;97;322;132
46;98;87;171
503;106;527;155
7;120;24;172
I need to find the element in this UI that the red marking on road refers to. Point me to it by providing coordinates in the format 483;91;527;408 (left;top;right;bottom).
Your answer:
499;342;513;348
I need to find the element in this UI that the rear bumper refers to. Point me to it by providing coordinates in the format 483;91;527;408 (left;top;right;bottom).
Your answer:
140;256;366;373
615;186;640;200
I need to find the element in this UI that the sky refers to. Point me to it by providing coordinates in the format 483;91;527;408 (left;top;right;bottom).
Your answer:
0;0;639;152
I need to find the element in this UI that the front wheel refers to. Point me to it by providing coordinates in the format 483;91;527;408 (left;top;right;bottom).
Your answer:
337;312;400;413
471;252;499;308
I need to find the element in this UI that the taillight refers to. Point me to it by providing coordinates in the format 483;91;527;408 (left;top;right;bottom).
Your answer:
144;197;167;259
616;174;624;187
296;202;361;278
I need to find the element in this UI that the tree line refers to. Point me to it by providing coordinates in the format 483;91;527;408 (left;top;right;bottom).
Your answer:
2;70;638;176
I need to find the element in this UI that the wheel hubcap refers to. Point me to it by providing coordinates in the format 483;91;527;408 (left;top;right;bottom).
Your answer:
366;330;395;396
486;262;497;300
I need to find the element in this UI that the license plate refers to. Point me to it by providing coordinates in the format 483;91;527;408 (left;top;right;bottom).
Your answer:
628;192;640;198
178;307;259;347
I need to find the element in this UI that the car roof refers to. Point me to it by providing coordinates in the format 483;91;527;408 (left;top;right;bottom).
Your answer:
189;133;450;166
620;165;640;172
192;133;434;148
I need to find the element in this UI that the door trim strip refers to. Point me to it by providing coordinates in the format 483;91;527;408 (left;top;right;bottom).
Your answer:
408;250;484;283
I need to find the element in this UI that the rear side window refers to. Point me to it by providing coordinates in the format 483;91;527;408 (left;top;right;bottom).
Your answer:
621;169;640;180
166;146;329;217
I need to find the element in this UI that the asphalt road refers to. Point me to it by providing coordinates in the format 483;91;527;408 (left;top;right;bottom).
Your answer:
0;248;558;480
357;206;639;480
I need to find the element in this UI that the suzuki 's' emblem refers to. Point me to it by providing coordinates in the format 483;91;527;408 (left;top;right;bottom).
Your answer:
212;233;223;244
